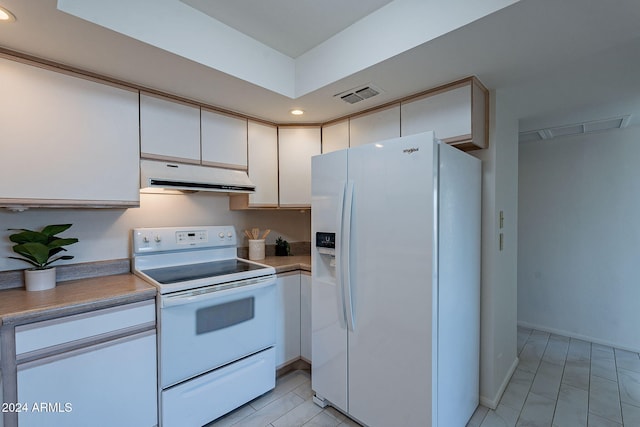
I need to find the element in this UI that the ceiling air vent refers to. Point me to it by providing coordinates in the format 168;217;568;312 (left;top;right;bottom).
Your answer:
336;84;382;104
519;115;631;143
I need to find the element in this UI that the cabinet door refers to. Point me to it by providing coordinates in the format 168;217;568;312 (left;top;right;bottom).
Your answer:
275;273;301;368
401;84;471;141
322;120;349;153
401;78;488;150
0;57;139;207
17;331;157;427
349;104;400;147
300;272;312;362
278;127;321;207
247;121;279;207
201;109;248;170
140;93;200;164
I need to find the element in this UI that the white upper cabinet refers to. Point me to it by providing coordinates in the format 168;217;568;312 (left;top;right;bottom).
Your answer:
201;109;248;170
321;119;349;153
140;93;200;164
401;77;488;150
349;104;400;147
0;57;139;208
278;127;321;207
245;121;279;207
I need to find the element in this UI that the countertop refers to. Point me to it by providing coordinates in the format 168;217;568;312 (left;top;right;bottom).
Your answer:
0;256;311;326
0;274;156;326
257;255;311;275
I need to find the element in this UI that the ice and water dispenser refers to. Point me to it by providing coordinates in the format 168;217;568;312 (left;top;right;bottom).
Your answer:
314;232;336;277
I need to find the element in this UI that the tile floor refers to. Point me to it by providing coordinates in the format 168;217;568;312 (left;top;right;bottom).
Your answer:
206;369;363;427
467;327;640;427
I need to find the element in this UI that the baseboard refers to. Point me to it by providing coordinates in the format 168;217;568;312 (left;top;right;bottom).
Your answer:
479;356;519;410
517;321;640;353
276;358;311;378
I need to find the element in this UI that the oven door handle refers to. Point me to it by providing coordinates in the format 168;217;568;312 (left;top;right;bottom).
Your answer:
161;275;276;308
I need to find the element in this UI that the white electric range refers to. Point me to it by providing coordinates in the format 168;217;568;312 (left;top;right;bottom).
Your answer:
132;225;276;427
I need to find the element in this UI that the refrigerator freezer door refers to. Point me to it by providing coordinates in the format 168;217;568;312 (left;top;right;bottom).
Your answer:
311;149;349;412
435;143;481;426
346;132;437;427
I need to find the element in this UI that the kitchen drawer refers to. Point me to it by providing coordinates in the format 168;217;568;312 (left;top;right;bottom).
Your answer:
15;300;155;356
161;347;275;427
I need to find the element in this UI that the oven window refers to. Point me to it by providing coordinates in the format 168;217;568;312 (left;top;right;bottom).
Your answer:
196;297;255;334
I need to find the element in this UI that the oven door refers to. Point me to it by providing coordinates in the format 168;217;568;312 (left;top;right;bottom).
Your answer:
159;275;276;388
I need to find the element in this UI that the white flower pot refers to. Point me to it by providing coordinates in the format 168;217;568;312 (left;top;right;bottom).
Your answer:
24;267;57;291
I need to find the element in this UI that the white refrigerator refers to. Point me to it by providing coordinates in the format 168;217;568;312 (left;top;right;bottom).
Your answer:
311;131;481;427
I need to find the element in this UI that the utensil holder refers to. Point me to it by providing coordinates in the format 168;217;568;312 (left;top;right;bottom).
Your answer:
248;239;265;260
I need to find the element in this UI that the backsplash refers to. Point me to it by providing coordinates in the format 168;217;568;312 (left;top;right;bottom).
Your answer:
237;242;311;259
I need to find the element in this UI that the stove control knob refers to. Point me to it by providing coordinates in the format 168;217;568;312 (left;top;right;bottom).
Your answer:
227;232;233;238
142;236;149;243
154;235;162;243
218;232;225;238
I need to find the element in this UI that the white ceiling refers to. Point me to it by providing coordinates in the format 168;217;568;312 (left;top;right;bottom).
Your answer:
179;0;394;58
0;0;639;131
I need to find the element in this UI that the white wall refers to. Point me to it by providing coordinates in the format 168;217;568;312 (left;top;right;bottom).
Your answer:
0;192;310;272
470;89;519;408
518;126;640;352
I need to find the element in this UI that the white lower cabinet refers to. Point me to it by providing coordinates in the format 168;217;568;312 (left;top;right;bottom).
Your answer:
300;272;312;363
275;271;312;368
17;331;157;427
10;300;157;427
275;272;301;368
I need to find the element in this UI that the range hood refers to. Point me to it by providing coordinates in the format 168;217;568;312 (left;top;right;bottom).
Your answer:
140;159;255;194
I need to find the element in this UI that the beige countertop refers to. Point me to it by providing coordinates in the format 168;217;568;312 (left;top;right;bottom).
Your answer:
0;256;311;326
258;255;311;274
0;274;156;326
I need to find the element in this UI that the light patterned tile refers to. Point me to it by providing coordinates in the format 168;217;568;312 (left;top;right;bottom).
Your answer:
206;404;256;427
480;403;519;427
562;359;590;390
293;380;314;400
303;411;341;427
589;375;622;424
272;399;323;427
591;345;617;381
251;371;309;410
518;328;533;355
337;415;364;427
552;383;588;427
499;369;535;412
516;392;555;427
234;392;305;427
567;338;591;363
322;406;347;423
618;368;640;407
588;413;622;427
542;334;570;366
467;405;489;427
615;348;640;373
622;402;640;426
530;360;563;400
519;338;548;374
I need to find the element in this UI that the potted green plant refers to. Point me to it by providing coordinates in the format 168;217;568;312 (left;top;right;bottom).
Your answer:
275;236;291;256
8;224;79;291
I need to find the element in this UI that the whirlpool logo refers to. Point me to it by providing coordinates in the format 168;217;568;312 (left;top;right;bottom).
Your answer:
403;147;419;154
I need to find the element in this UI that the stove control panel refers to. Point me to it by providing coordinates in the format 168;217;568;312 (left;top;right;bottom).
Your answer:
176;230;208;244
132;226;237;253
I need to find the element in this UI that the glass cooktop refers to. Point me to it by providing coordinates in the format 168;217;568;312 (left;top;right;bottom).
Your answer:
141;259;264;285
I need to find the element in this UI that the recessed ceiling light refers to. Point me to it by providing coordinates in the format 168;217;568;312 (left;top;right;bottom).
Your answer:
0;6;16;22
290;109;304;116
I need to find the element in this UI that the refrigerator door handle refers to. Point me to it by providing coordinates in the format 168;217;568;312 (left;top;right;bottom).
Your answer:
335;181;348;329
343;180;356;332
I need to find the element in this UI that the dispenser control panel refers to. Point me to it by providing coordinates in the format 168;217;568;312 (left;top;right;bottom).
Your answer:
316;232;335;249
